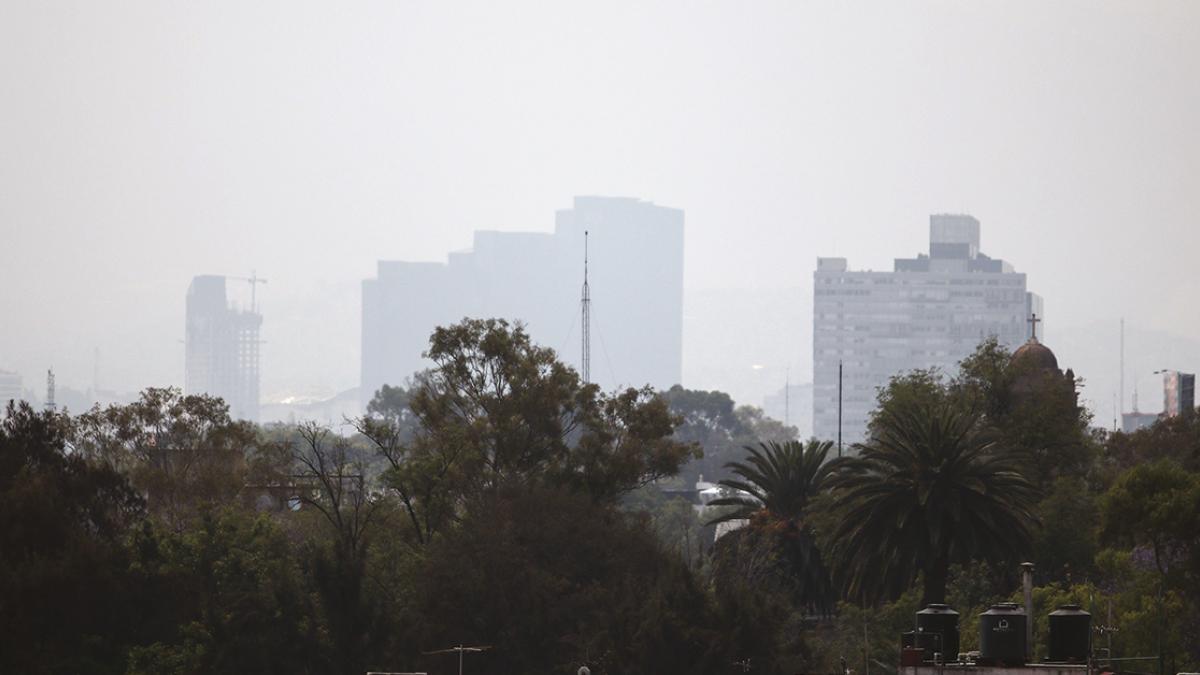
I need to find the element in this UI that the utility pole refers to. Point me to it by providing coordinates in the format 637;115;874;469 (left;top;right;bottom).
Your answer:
838;360;843;457
785;366;790;428
1021;562;1035;662
581;231;591;385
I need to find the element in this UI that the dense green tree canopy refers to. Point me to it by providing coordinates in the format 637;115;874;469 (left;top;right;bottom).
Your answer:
663;384;797;487
414;485;724;675
361;318;698;545
953;337;1095;488
71;388;261;529
4;326;1200;673
0;402;145;675
1100;459;1200;578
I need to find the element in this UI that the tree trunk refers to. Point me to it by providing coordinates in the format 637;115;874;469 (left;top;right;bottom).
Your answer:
922;556;950;606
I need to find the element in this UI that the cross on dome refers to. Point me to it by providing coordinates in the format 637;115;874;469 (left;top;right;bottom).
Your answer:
1027;313;1041;342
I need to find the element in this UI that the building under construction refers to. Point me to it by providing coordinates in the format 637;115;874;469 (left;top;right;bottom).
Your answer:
184;275;262;422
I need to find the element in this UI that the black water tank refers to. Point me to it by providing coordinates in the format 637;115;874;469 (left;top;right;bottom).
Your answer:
979;603;1026;665
1048;604;1091;663
916;604;960;662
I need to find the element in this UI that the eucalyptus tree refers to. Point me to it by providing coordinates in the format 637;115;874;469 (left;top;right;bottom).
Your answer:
358;318;699;543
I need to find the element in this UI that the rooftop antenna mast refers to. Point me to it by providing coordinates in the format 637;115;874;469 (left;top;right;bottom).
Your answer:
581;231;591;384
1120;317;1125;415
785;366;790;428
45;368;56;413
423;644;492;675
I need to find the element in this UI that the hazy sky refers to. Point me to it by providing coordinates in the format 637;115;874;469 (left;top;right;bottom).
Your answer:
2;1;1197;415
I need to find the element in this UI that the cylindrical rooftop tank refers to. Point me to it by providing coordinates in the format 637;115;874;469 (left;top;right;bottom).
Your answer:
1047;604;1091;663
916;604;960;663
979;602;1026;665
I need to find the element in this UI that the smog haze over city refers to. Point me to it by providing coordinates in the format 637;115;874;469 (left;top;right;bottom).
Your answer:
8;3;1200;675
2;1;1199;419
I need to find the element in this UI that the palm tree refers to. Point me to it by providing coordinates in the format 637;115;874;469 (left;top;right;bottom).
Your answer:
708;439;835;612
708;439;833;524
828;403;1038;606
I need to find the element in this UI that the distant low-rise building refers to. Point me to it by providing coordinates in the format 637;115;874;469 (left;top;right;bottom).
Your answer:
1121;411;1159;434
260;388;361;430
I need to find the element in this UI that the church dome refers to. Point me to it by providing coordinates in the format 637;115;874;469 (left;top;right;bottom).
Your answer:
1011;337;1059;372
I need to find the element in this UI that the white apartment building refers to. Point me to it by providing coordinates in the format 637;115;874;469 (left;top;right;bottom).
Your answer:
813;215;1042;447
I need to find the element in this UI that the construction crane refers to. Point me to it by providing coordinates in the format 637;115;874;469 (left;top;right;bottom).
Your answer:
227;272;268;314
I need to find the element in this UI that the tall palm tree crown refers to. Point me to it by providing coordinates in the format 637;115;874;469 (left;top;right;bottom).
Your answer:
707;439;836;614
707;439;833;525
828;403;1038;606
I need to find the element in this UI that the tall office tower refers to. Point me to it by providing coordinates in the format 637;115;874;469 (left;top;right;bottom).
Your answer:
813;215;1042;447
184;275;262;422
361;196;684;403
1163;370;1196;418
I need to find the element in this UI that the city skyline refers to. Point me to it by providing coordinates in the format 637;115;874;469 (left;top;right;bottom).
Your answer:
2;198;1198;427
2;2;1198;421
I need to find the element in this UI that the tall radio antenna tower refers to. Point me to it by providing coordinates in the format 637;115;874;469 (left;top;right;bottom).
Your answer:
581;231;591;384
1119;317;1125;415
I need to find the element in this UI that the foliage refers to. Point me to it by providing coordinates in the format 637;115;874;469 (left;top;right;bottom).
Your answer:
709;534;817;675
830;401;1038;605
735;405;799;445
661;386;747;487
1031;476;1099;582
662;385;796;487
412;485;724;675
623;485;712;570
1100;459;1200;578
287;422;392;675
126;509;321;675
1101;411;1200;480
6;325;1200;674
708;439;833;524
805;589;923;675
375;319;697;527
0;402;145;675
954;337;1095;489
708;439;837;629
70;388;261;530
